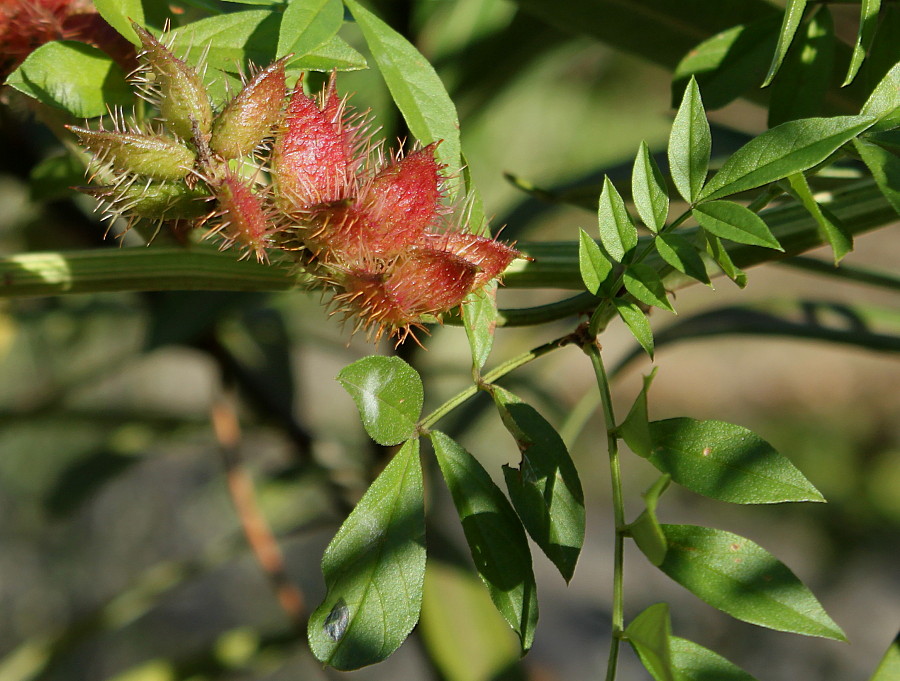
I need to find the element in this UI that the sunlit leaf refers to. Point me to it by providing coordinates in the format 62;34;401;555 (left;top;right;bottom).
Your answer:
628;474;671;567
597;177;638;262
308;439;425;669
660;524;846;640
868;632;900;681
624;263;675;313
337;356;423;446
693;201;782;250
785;172;852;262
668;77;710;203
619;367;658;458
655;233;711;285
430;431;538;652
277;0;344;58
861;60;900;131
626;603;675;681
854;138;900;215
93;0;144;45
491;386;585;583
463;283;498;373
670;637;760;681
698;116;875;201
844;0;882;86
291;34;368;71
648;418;824;504
7;42;132;118
703;233;747;287
614;299;654;359
762;0;808;87
579;229;613;294
633;141;669;232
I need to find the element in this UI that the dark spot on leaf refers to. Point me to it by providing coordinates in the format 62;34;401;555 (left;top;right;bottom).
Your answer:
323;598;350;641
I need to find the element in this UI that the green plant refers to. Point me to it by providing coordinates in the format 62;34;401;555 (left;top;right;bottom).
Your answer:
1;1;898;680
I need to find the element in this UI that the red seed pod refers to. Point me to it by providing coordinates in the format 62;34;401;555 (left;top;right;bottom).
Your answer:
419;231;522;286
69;126;196;181
210;57;288;159
132;22;212;142
211;172;275;262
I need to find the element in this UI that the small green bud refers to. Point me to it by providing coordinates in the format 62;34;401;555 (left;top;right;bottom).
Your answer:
132;22;213;142
82;180;211;220
211;57;288;159
69;126;196;180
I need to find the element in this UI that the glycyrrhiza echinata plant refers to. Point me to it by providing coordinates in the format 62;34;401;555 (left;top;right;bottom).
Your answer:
70;21;521;344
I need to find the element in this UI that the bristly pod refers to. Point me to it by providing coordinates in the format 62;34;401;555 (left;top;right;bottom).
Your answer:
79;180;212;223
208;171;278;262
131;22;212;143
68;126;196;181
418;231;522;288
210;57;289;160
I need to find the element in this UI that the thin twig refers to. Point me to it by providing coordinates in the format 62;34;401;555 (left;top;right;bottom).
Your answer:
211;391;307;630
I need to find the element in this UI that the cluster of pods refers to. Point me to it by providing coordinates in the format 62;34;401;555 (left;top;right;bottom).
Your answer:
70;23;521;343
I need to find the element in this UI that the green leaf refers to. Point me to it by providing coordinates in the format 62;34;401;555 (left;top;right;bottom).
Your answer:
578;229;613;294
6;42;132;118
619;367;658;458
698;115;875;201
490;386;585;583
668;77;711;204
854;138;900;215
93;0;145;45
597;177;638;262
624;263;675;313
762;0;808;87
844;0;882;86
614;299;655;359
170;10;280;72
463;282;498;373
785;172;853;263
670;637;760;681
308;439;425;670
29;153;85;202
648;418;824;504
693;201;783;250
430;431;538;652
628;474;671;567
768;7;835;127
659;524;847;640
293;34;368;71
345;0;462;194
672;19;779;111
868;632;900;681
277;0;344;58
861;60;900;132
632;141;669;232
626;603;675;681
655;233;711;286
703;233;747;288
337;356;423;446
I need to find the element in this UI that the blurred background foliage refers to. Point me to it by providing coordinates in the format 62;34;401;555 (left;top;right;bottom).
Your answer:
0;0;898;680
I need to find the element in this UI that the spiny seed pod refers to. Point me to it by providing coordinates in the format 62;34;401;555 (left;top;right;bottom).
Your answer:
210;57;288;159
132;22;212;142
69;126;196;180
419;231;522;287
81;180;211;221
209;172;276;262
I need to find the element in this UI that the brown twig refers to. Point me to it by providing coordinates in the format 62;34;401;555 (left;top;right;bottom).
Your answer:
211;391;307;630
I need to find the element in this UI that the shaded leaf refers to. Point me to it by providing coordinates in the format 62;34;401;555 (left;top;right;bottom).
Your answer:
660;524;846;640
30;153;85;202
430;431;538;652
648;418;824;504
614;299;654;359
463;283;498;373
490;386;585;582
854;138;900;215
619;367;659;458
626;603;675;681
633;141;669;232
597;177;638;262
669;77;711;203
703;233;747;287
579;229;613;294
861;60;900;131
670;637;760;681
346;0;462;193
277;0;344;58
629;474;671;567
308;439;425;669
624;263;675;313
698;115;875;201
7;41;132;118
693;201;782;250
844;0;882;86
785;172;852;262
337;356;423;446
762;0;808;87
655;233;711;285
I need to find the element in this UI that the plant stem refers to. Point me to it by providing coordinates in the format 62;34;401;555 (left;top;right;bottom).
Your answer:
582;341;625;681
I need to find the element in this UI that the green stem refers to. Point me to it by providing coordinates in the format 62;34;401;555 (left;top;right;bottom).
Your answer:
583;341;625;681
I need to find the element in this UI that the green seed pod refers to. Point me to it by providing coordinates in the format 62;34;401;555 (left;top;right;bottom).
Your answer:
69;126;196;180
132;22;213;142
211;57;288;159
82;180;211;221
